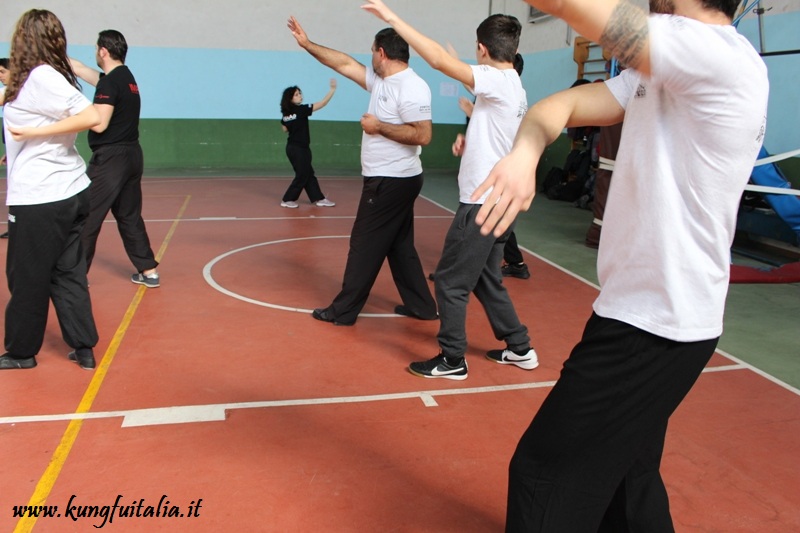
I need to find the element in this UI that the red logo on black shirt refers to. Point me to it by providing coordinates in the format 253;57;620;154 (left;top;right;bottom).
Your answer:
129;84;139;94
96;94;111;99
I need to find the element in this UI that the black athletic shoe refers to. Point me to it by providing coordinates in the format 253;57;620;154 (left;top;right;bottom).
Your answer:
501;263;531;279
68;349;96;370
0;353;37;370
312;307;354;326
394;305;438;321
0;231;8;239
408;353;467;380
486;347;539;370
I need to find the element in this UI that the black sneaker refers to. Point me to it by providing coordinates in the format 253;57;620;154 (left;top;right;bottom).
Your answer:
68;349;96;370
486;347;539;370
501;263;530;279
408;354;468;380
0;353;37;369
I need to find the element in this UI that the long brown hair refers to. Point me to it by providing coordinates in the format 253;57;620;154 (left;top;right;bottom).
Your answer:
4;9;80;104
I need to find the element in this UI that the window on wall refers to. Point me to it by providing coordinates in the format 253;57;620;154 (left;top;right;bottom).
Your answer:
528;7;552;23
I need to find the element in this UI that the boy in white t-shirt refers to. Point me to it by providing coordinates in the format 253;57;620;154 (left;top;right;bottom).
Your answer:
363;0;536;380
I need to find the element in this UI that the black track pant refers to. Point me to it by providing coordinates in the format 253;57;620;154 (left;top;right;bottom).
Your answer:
327;174;436;324
82;143;158;273
507;313;716;532
283;143;325;203
5;189;98;357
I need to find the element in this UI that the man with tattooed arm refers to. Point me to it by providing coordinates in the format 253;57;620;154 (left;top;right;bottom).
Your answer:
471;1;769;530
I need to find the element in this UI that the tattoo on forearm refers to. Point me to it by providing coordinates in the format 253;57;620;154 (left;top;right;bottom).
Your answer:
599;1;648;69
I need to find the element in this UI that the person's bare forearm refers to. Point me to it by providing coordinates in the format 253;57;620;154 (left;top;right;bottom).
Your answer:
303;42;366;88
69;58;101;86
376;121;432;146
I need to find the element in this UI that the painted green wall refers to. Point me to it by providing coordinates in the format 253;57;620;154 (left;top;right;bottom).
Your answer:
72;119;468;172
56;117;800;187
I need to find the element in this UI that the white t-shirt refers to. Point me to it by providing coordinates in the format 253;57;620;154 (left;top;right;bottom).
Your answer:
595;15;769;342
3;64;92;206
362;66;431;178
459;64;527;203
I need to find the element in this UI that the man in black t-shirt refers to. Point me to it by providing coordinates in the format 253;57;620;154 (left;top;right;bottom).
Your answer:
71;30;160;288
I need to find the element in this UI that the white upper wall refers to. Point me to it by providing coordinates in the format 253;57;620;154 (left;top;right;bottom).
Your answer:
1;0;795;54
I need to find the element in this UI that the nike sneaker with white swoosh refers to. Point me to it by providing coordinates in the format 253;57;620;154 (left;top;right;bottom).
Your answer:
485;347;539;370
408;353;467;380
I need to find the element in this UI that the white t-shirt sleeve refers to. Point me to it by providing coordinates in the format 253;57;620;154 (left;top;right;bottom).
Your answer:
605;68;639;110
397;74;431;124
470;64;502;102
32;66;92;120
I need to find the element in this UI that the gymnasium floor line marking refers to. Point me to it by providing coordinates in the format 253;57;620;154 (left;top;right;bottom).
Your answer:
13;196;191;533
418;194;601;291
419;195;800;396
202;235;434;316
0;364;752;429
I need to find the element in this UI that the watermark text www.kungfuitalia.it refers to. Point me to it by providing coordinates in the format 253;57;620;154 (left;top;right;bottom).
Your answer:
12;494;203;528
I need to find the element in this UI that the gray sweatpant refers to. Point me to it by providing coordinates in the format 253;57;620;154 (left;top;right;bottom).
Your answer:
434;203;530;358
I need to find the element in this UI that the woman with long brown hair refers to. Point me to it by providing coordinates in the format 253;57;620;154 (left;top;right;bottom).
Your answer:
0;9;102;370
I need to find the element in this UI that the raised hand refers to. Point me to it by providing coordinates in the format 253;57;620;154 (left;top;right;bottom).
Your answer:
287;16;310;48
360;0;395;23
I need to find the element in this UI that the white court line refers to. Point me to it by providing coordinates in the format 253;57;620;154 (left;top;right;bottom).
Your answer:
419;195;600;290
202;235;407;316
0;365;749;428
28;191;788;431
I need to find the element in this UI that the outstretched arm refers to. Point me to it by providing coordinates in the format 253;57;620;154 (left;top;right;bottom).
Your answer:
361;0;474;87
525;0;650;75
288;16;368;90
312;78;337;112
472;82;624;236
69;57;101;87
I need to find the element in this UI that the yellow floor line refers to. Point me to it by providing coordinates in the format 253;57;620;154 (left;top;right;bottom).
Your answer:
14;195;191;533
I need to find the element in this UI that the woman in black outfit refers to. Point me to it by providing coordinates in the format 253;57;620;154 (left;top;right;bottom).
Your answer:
279;79;337;208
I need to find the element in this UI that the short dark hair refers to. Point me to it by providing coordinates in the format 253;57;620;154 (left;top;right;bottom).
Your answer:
703;0;742;19
373;28;409;63
280;86;300;116
0;58;8;69
97;29;128;62
476;14;521;63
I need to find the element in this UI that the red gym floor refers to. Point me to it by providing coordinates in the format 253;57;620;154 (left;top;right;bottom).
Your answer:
1;176;799;532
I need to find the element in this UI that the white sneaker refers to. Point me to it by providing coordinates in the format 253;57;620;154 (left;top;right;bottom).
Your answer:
315;198;336;207
280;201;299;209
486;347;539;370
